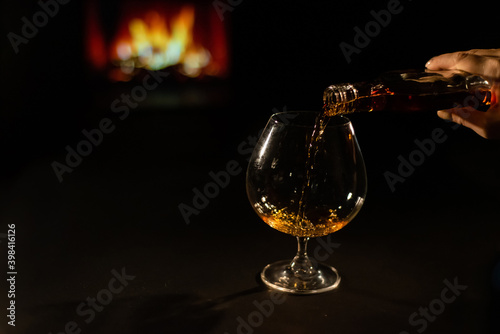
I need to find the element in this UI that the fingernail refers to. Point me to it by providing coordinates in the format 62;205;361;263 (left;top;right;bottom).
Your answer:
437;110;452;120
425;59;432;68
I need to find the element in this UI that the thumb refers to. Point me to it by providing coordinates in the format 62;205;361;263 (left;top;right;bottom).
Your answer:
437;107;488;137
437;83;500;139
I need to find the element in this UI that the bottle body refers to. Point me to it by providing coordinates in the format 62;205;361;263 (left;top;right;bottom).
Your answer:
323;70;491;116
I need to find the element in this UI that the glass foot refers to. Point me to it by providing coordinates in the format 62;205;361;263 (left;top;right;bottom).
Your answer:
260;259;341;294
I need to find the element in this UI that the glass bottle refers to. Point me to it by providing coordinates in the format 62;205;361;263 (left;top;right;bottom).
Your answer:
323;70;491;116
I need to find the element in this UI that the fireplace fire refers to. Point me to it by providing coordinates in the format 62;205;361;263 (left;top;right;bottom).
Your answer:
85;1;230;82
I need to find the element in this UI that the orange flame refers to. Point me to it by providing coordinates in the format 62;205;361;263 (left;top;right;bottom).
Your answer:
110;5;224;79
85;2;229;81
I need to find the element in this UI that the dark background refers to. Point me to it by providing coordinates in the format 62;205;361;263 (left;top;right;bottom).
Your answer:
1;0;500;333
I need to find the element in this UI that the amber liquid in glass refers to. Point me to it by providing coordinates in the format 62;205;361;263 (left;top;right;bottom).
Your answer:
265;106;347;238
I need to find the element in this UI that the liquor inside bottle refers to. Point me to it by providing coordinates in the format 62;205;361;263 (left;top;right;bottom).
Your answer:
323;70;492;116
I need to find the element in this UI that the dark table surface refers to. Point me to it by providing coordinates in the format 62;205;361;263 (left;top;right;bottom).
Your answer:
1;105;500;334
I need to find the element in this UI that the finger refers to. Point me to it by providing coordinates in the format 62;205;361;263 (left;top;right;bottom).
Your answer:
465;48;500;57
426;49;500;68
437;107;489;137
426;52;500;80
425;51;462;70
436;109;453;121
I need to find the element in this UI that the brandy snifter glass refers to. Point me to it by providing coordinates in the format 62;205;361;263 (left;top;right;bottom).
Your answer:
246;111;367;294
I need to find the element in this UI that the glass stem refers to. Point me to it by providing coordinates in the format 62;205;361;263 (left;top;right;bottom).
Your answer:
289;237;317;280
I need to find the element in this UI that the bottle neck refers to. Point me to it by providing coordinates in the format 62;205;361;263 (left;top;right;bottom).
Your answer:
323;83;375;114
323;84;358;106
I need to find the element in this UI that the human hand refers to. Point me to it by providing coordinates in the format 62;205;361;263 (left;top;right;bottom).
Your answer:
425;49;500;139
